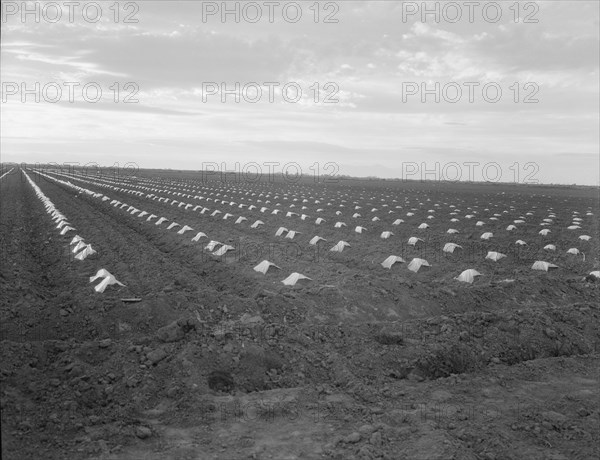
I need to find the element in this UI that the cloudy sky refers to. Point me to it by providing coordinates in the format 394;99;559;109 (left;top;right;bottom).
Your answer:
1;1;598;184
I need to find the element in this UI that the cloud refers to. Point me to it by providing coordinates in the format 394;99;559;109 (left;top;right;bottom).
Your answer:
1;0;597;184
53;101;199;116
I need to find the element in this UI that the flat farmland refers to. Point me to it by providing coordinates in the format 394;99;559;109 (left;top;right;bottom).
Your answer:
1;166;598;460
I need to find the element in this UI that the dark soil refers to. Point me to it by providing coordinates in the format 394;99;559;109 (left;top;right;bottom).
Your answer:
1;167;598;459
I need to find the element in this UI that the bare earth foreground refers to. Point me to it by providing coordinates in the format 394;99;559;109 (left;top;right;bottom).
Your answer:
1;168;598;460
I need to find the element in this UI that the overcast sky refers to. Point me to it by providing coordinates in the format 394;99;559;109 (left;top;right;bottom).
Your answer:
1;1;598;185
